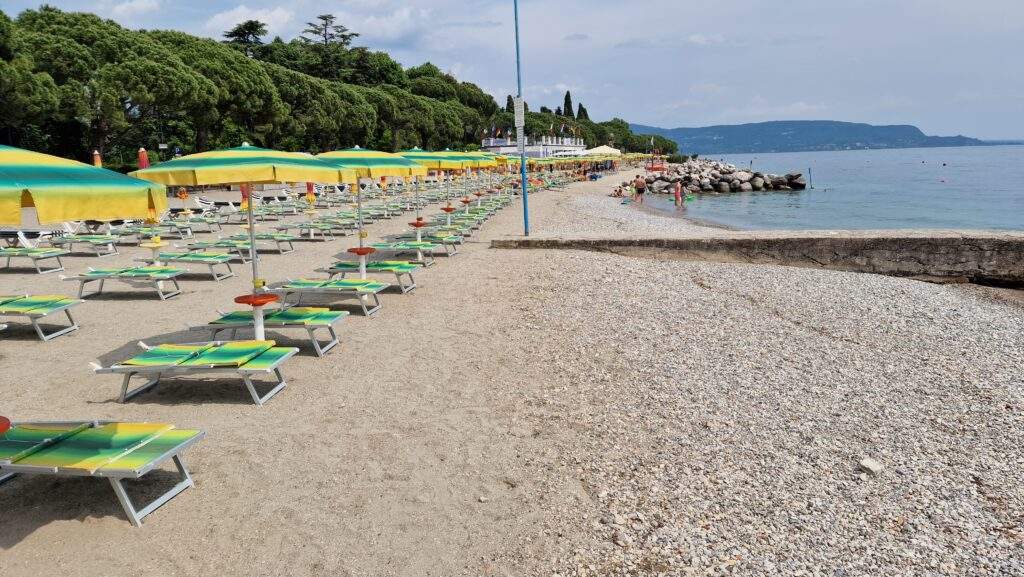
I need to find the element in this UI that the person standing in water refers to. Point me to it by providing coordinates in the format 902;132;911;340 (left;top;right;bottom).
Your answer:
673;181;683;209
633;175;647;204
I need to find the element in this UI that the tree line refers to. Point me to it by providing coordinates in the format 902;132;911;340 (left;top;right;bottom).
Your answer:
0;7;677;171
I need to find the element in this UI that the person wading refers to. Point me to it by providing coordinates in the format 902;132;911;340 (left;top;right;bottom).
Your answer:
633;175;647;204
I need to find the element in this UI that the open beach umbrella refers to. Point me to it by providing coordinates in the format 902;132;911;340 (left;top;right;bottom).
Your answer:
131;143;356;339
398;148;473;201
0;144;167;226
318;148;431;277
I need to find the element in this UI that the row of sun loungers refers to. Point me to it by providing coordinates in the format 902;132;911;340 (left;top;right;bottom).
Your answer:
2;185;520;525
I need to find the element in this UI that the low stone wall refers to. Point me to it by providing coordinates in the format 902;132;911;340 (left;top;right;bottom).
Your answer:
491;231;1024;286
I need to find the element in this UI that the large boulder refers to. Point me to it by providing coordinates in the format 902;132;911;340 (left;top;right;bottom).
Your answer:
716;181;731;193
729;180;743;192
732;171;753;183
651;180;671;193
739;182;754;192
788;176;807;190
751;176;765;191
771;175;789;188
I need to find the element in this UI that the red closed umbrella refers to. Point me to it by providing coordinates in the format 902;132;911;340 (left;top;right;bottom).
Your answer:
0;415;10;435
138;147;150;169
92;150;102;167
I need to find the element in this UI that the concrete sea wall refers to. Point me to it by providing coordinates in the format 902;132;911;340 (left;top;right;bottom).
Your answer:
492;231;1024;286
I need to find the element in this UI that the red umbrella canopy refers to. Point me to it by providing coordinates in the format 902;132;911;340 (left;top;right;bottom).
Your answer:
0;415;10;435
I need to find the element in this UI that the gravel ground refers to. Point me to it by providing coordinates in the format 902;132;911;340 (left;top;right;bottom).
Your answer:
1;170;1021;575
506;249;1024;576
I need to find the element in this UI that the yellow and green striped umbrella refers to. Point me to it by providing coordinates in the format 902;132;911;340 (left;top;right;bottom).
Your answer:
317;147;429;179
0;144;167;225
398;148;471;170
129;144;357;186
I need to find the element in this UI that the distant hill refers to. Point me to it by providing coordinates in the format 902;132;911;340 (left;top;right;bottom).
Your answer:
629;120;996;154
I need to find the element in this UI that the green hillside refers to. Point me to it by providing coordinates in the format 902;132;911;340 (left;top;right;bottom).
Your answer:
0;7;674;170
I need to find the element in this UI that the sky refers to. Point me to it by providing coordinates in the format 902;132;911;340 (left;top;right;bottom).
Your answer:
3;0;1023;139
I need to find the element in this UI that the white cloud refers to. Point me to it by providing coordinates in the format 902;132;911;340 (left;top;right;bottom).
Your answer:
686;33;724;46
720;96;829;121
205;5;294;37
110;0;160;18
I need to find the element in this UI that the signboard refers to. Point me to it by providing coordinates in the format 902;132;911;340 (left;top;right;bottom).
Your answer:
513;97;525;129
158;143;169;150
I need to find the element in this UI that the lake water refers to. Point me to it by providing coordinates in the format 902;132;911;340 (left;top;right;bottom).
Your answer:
644;145;1024;230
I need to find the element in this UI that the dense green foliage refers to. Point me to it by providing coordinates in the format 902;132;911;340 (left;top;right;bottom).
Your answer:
0;6;673;168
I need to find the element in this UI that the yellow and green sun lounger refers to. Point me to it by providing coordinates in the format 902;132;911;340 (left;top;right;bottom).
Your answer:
136;252;235;281
368;241;441;266
48;234;120;257
225;233;295;253
0;420;204;526
269;278;390;316
317;261;419;293
0;247;70;274
93;340;299;405
0;294;82;340
192;307;348;357
63;266;184;300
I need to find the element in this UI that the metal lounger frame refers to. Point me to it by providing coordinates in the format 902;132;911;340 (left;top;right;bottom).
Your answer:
324;267;416;294
2;252;66;274
273;287;383;316
0;422;203;527
197;322;340;358
95;345;298;405
0;302;80;341
72;274;182;300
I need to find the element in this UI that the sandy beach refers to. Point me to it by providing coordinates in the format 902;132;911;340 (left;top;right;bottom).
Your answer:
1;172;1022;576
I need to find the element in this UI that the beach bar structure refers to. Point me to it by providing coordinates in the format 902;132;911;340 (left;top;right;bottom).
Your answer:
480;136;585;158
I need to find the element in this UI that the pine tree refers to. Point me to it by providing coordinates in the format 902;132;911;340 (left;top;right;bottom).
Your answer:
505;95;514;113
563;90;575;119
555;106;562;116
539;106;552;114
223;20;267;57
301;14;358;47
577;103;589;121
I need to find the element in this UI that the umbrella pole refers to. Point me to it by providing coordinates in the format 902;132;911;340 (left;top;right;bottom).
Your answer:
414;177;422;242
357;186;367;279
246;184;266;341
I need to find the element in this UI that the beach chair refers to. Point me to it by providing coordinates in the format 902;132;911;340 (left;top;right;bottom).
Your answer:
317;261;418;293
0;420;204;526
48;234;120;257
93;340;299;405
390;232;462;255
274;221;337;241
192;307;348;357
268;278;390;316
63;266;184;300
137;252;235;281
225;233;296;254
0;247;69;274
369;241;441;265
0;294;82;341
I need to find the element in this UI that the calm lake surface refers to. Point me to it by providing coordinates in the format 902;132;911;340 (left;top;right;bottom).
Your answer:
645;145;1024;230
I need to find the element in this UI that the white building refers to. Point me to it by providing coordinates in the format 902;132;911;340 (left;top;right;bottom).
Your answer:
480;136;586;158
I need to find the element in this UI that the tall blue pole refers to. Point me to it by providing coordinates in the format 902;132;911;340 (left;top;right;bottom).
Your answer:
513;0;530;235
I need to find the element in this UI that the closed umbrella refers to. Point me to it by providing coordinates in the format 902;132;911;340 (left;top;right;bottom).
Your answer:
137;148;150;170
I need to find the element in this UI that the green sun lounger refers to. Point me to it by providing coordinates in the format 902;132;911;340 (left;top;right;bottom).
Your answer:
391;232;462;255
226;233;296;253
93;340;299;405
0;294;82;340
274;221;340;241
64;266;184;300
269;278;390;316
136;252;235;281
369;241;441;265
117;223;194;241
0;247;70;274
192;307;348;357
0;420;204;526
48;234;120;257
317;261;418;293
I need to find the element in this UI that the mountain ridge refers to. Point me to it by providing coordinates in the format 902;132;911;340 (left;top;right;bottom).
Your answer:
629;120;1016;154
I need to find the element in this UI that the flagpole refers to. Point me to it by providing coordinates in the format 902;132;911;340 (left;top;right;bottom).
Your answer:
514;0;529;236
